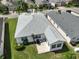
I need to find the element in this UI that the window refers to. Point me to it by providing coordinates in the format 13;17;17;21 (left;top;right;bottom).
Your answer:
52;44;56;48
35;35;41;38
77;38;79;40
21;37;28;45
57;43;61;47
32;34;41;39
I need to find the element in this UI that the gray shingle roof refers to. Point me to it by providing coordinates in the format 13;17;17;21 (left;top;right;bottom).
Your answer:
15;12;65;44
15;13;50;38
45;26;64;44
35;0;71;5
35;0;49;5
47;11;79;40
49;0;71;3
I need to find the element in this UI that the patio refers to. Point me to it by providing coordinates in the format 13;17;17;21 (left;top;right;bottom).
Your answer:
36;42;50;54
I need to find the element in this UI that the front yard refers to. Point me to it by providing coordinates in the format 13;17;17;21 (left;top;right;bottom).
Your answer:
4;18;79;59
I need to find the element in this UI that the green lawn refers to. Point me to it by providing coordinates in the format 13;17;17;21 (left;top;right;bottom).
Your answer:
5;18;78;59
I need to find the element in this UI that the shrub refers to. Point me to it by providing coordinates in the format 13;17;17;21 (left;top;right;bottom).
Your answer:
0;3;9;14
15;44;25;51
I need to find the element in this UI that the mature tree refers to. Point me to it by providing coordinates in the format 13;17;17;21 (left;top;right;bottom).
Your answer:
0;3;9;14
31;0;35;3
16;0;28;13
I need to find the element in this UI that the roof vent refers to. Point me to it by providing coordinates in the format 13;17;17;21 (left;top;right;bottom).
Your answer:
58;10;61;14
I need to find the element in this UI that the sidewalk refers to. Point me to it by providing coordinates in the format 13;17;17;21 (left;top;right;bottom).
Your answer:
0;13;19;18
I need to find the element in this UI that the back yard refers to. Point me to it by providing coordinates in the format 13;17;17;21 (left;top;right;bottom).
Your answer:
4;18;79;59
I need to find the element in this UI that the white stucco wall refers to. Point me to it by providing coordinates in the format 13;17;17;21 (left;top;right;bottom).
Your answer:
50;3;55;7
27;36;34;42
50;41;64;51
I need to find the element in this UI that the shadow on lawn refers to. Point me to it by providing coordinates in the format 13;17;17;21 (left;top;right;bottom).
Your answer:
4;23;11;59
54;43;69;53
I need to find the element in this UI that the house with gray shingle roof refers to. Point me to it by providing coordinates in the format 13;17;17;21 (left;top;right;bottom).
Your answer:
2;0;71;7
15;12;65;53
47;11;79;44
35;0;49;5
35;0;71;6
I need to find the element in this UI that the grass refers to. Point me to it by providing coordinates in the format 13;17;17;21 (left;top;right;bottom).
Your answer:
4;18;79;59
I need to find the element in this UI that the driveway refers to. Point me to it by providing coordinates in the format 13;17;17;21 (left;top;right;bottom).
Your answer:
58;7;79;14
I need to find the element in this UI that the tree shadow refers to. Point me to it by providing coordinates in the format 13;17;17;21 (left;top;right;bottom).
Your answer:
54;43;70;53
4;23;11;59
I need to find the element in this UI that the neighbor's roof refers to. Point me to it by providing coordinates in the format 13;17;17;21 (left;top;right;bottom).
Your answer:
35;0;71;5
15;12;65;44
47;11;79;40
35;0;49;5
49;0;71;3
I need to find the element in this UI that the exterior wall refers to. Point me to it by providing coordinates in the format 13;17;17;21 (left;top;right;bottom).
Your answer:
47;16;71;43
16;37;23;45
27;33;46;42
50;3;55;7
50;41;64;51
27;36;34;42
15;33;46;45
48;15;79;43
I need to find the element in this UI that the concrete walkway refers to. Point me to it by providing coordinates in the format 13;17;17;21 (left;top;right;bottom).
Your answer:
36;42;50;54
0;13;19;18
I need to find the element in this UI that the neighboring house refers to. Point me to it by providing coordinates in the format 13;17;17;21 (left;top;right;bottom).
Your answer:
48;0;71;6
1;0;71;7
35;0;71;6
0;18;5;56
2;0;33;3
47;11;79;44
35;0;49;5
15;12;65;53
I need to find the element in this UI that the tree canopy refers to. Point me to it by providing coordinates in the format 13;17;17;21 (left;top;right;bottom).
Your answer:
0;3;9;14
16;0;28;13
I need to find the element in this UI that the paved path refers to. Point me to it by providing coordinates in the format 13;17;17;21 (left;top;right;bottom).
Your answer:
0;13;19;18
